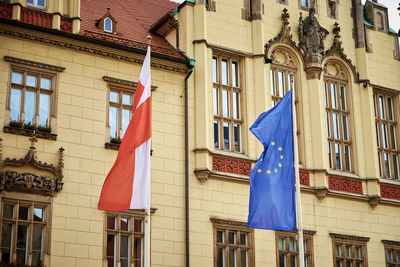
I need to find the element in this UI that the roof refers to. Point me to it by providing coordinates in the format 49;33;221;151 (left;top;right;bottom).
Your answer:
80;0;185;60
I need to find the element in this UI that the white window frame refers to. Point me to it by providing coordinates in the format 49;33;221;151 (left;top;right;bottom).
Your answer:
26;0;46;9
104;17;113;33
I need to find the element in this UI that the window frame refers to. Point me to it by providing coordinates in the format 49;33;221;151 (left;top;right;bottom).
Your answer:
330;233;369;267
212;53;244;153
26;0;46;9
104;17;113;33
275;230;315;267
211;218;255;267
382;240;400;267
104;210;145;267
0;192;51;265
374;90;400;179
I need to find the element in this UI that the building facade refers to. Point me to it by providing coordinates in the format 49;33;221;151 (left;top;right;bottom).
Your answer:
0;0;400;266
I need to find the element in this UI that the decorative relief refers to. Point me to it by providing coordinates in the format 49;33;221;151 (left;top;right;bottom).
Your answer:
270;48;296;68
299;169;310;186
3;126;57;140
4;56;66;72
0;3;12;20
0;134;64;196
20;8;53;29
103;76;157;91
210;218;247;227
60;18;73;33
329;233;370;242
323;61;347;81
328;175;363;195
212;156;252;176
380;183;400;201
0;29;189;75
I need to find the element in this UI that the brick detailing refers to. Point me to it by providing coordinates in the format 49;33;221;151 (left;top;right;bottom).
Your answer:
380;183;400;200
60;18;73;33
212;155;252;176
0;3;12;19
20;8;52;29
299;169;310;186
328;175;363;195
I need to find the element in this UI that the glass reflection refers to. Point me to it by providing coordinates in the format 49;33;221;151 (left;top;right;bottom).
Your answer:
10;88;21;121
24;91;36;125
39;94;50;127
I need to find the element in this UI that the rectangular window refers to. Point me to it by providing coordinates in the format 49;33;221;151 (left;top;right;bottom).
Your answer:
331;234;369;267
108;86;134;143
301;0;310;8
325;79;351;172
212;218;254;267
27;0;46;8
105;211;144;267
0;200;49;265
213;54;243;152
276;231;315;267
374;91;400;179
8;68;55;132
383;240;400;267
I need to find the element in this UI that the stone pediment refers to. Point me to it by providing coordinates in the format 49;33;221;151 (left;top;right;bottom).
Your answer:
0;134;64;196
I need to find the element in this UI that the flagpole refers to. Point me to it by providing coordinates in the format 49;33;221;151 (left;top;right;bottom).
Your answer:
292;83;305;267
144;35;152;267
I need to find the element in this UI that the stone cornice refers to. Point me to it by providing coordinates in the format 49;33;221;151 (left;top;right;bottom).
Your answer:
210;217;248;227
103;76;157;91
382;240;400;246
0;26;189;74
329;233;370;242
4;56;65;72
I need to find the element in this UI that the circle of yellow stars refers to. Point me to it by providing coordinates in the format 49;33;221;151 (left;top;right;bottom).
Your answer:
256;141;284;175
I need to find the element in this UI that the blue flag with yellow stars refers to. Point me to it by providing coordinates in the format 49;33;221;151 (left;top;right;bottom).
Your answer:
247;90;296;231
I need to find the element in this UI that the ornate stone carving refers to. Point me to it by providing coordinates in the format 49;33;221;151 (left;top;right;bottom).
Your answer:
380;183;400;200
299;169;310;186
323;22;359;81
264;9;303;61
323;61;347;81
210;218;247;227
328;175;363;195
315;186;328;201
212;156;252;176
0;133;64;196
270;48;297;68
368;195;380;209
3;126;57;140
194;169;211;184
329;233;370;242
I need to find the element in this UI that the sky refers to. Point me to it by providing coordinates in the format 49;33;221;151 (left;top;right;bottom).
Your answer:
170;0;400;32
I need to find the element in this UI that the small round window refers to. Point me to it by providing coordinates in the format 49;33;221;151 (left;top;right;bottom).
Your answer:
104;17;112;33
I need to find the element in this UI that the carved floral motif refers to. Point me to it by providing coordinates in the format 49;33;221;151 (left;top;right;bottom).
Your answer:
20;8;53;29
60;18;73;33
328;175;363;195
380;183;400;200
299;169;310;186
0;3;12;19
212;156;252;176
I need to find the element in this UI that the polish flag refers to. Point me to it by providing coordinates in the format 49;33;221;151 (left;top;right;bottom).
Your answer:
98;46;151;211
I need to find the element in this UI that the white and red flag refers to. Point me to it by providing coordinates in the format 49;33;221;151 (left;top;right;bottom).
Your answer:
98;46;151;211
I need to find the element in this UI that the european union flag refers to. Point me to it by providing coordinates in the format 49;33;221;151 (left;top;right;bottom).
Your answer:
247;90;296;231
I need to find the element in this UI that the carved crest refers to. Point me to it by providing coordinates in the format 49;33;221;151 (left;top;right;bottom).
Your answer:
0;133;64;196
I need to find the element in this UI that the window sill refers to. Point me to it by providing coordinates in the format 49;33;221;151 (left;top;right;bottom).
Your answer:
3;126;57;140
105;142;120;150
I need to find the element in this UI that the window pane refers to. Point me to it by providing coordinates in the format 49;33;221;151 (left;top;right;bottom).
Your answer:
120;235;129;267
222;59;228;85
33;207;44;222
12;72;23;84
107;216;115;230
122;94;132;105
122;109;131;138
379;96;385;119
335;143;341;170
109;106;118;139
326;112;330;137
301;0;309;7
340;86;346;111
213;88;219;115
332;113;339;139
344;145;351;171
16;225;27;264
234;124;241;152
232;62;239;87
289;237;296;251
26;75;37;87
104;18;112;32
120;217;129;231
382;124;388;149
279;254;286;267
228;232;236;244
390;125;396;150
106;234;115;267
324;82;328;107
32;225;42;264
214;120;219;149
217;247;224;267
393;155;399;179
336;245;342;256
229;248;236;267
39;93;50;127
24;91;36;125
373;94;377;117
378;152;382;177
1;223;12;263
37;0;45;7
134;219;142;233
328;142;332;168
288;73;295;91
233;92;240;119
240;250;247;267
355;246;362;258
134;237;142;267
388;97;394;121
384;153;390;178
270;70;276;96
376;122;380;147
10;88;22;121
3;204;13;219
212;57;218;83
223;122;230;150
239;233;247;245
278;238;285;250
217;230;224;243
278;71;285;97
331;83;337;109
18;206;29;221
222;90;229;117
110;91;119;103
342;115;348;141
290;255;296;267
40;78;51;89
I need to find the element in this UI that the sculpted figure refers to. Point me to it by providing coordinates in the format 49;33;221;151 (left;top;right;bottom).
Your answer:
299;8;328;55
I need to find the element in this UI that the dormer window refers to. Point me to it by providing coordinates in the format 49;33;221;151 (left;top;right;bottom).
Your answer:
104;17;113;33
27;0;46;9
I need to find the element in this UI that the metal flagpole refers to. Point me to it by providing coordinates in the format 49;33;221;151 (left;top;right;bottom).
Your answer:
291;80;305;267
144;35;152;267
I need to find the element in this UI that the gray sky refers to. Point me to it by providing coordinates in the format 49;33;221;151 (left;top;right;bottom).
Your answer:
170;0;399;32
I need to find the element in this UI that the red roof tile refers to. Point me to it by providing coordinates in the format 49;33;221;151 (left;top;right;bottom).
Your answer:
80;0;184;59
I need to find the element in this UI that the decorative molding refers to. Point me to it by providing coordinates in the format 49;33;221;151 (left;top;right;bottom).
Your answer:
193;39;264;59
3;126;57;140
299;169;310;186
212;155;252;176
323;22;359;81
20;8;52;29
60;18;73;33
194;169;211;184
105;142;120;151
4;56;65;72
0;3;12;20
315;186;328;201
328;175;363;195
210;217;247;227
0;134;64;196
368;195;381;209
276;230;317;236
329;233;370;242
0;28;189;74
380;183;400;200
103;76;157;90
382;240;400;246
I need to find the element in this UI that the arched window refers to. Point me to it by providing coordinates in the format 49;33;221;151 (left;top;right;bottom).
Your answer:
104;17;113;33
323;61;351;171
376;12;384;32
